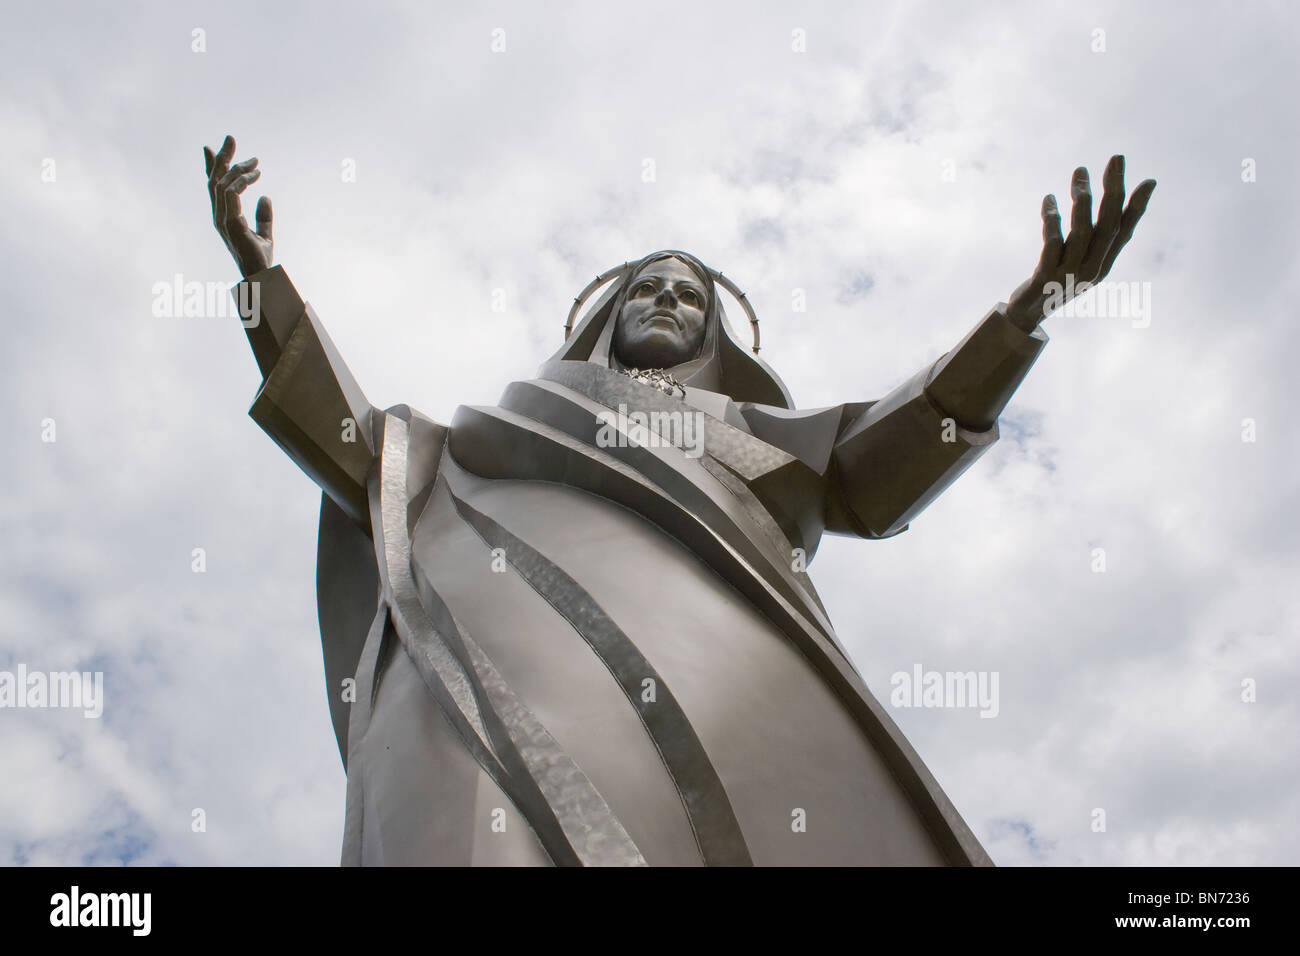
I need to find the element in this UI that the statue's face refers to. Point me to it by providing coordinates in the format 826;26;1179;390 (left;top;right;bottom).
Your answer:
613;257;709;369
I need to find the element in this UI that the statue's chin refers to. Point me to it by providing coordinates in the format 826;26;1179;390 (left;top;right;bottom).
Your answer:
617;344;692;370
614;330;694;370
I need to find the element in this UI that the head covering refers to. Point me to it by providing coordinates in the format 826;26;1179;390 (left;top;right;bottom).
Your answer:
547;250;794;409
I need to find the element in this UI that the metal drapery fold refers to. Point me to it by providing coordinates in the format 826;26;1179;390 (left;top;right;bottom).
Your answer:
441;460;753;866
369;412;645;867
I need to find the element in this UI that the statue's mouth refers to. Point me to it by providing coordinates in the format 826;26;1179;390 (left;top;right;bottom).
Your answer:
642;311;681;331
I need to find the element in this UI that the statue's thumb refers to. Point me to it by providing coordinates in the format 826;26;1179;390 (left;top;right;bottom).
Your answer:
256;196;273;240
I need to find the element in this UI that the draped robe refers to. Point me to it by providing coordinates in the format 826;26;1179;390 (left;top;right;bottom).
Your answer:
233;265;1046;866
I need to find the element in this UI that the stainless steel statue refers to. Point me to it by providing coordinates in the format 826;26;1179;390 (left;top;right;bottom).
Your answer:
203;135;1154;866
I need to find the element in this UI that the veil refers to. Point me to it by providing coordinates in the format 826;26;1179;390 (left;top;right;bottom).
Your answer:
545;250;795;409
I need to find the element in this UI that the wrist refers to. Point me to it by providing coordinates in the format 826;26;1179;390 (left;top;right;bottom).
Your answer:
1003;301;1040;334
241;256;273;279
924;303;1049;431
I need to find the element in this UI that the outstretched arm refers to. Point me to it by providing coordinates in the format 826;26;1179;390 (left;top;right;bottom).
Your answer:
828;156;1155;538
205;135;378;530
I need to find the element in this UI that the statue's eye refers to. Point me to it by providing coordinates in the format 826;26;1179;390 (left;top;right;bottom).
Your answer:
636;282;656;295
680;289;699;305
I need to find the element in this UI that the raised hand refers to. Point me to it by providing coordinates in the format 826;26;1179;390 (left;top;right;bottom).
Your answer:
203;134;273;278
1005;155;1155;331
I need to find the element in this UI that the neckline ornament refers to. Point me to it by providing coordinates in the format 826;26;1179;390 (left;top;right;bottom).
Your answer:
617;367;687;399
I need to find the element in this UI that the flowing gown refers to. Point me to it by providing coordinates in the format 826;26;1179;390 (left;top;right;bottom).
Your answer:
234;266;1046;866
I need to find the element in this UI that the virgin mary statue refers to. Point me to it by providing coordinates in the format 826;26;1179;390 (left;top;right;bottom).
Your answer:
203;136;1154;866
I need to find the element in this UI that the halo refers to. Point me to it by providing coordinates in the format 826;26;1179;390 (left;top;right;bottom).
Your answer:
563;260;762;355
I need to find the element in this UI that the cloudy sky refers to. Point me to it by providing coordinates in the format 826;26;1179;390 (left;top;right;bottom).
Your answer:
1;0;1295;866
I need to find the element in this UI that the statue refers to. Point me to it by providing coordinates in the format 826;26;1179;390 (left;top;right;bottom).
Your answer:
203;135;1154;866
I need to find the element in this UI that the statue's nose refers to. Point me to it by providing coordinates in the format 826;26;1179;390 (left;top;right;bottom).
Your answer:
655;288;677;308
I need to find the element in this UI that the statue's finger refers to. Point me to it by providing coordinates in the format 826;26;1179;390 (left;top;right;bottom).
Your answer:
1092;156;1125;242
1061;166;1093;274
1125;179;1157;222
1098;179;1156;275
255;196;273;241
212;135;236;181
218;156;258;190
1037;194;1064;273
229;168;261;197
213;163;228;226
222;171;264;230
204;147;218;213
1080;156;1127;280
